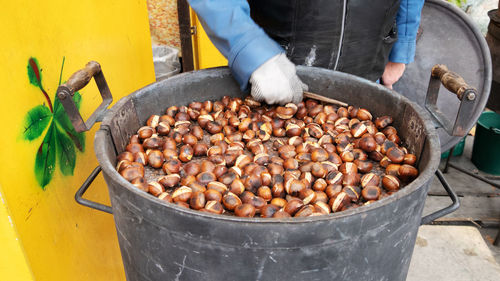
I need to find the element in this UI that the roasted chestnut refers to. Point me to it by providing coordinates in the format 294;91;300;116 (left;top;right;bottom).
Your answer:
204;201;224;214
294;205;315;217
299;189;317;205
147;150;164;169
178;145;194;162
382;175;400;191
398;164;419;182
222;192;242;211
146;115;160;128
126;143;144;154
172;186;193;202
148;181;164;197
131;177;149;192
283;198;304;216
204;189;223;203
197;172;217;186
158;174;181;188
158;192;173;203
234;203;256;217
163;159;181;174
386;147;405;163
330;192;351;212
359;135;377;152
360;173;380;188
190;191;206;210
362;185;381;201
403;153;417;166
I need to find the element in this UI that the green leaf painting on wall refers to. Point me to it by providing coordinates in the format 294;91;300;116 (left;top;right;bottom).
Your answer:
27;57;43;89
23;57;86;189
55;125;77;176
35;123;56;187
22;105;52;141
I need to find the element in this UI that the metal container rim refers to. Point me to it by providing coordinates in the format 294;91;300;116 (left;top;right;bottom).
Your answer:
95;67;441;224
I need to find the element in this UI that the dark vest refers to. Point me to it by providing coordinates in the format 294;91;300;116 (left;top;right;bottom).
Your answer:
248;0;400;81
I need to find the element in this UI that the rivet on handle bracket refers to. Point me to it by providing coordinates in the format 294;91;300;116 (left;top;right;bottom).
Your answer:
57;61;113;133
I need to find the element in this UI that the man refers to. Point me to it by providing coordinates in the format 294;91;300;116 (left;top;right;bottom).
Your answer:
188;0;424;105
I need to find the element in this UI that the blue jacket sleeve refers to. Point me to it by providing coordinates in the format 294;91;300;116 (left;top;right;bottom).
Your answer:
389;0;425;64
187;0;284;91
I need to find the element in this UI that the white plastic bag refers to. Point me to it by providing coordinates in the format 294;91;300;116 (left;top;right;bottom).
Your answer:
152;45;181;81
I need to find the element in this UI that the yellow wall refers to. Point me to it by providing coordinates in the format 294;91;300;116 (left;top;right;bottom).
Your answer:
190;10;228;69
0;1;155;280
0;186;35;281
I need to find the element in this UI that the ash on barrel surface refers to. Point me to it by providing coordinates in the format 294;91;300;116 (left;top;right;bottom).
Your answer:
115;95;419;218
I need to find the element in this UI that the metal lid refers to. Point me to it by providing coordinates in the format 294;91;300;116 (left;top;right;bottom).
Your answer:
393;0;491;152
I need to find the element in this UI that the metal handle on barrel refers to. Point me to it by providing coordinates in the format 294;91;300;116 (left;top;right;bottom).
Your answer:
56;61;113;133
75;166;113;214
420;64;473;223
425;64;478;136
59;62;114;212
420;170;460;225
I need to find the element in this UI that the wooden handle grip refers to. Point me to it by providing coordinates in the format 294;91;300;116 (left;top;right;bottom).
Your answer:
431;64;473;100
62;61;101;93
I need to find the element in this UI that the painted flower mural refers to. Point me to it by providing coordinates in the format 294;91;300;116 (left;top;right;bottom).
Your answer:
23;57;85;188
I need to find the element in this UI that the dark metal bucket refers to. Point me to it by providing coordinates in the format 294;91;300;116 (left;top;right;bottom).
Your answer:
61;66;464;280
472;111;500;175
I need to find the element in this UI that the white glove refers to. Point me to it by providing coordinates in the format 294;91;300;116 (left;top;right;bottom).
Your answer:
249;53;308;105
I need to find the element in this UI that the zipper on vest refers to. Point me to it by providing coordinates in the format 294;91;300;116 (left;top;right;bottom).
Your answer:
331;0;347;70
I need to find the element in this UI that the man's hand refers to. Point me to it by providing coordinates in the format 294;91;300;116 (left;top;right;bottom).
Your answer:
381;62;406;89
250;53;308;105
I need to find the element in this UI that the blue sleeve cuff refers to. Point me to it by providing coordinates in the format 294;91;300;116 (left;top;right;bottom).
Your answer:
390;0;425;64
389;36;416;64
229;34;283;91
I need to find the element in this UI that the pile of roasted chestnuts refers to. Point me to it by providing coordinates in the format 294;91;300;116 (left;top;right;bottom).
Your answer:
116;95;419;218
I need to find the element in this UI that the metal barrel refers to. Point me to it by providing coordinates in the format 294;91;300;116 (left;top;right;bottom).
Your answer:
94;67;440;281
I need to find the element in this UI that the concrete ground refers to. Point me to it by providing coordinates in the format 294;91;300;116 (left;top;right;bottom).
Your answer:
406;135;500;280
408;225;500;281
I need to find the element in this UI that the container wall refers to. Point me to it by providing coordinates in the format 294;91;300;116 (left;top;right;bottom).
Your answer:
0;1;155;280
106;174;431;281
